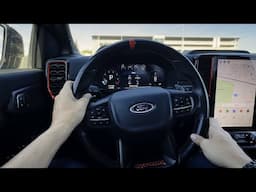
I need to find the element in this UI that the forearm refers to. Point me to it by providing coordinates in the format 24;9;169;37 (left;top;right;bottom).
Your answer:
2;124;72;168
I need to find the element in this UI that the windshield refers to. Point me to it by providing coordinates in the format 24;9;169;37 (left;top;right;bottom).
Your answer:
69;24;256;56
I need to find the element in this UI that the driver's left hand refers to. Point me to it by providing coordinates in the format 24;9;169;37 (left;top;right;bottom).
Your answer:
50;81;92;135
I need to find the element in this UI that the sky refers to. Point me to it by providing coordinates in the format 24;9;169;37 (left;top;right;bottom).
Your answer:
5;24;256;55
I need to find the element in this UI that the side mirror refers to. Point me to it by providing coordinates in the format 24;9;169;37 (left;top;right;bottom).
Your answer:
0;24;24;69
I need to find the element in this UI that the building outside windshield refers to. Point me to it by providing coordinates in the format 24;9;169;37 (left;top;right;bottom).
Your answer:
69;24;256;55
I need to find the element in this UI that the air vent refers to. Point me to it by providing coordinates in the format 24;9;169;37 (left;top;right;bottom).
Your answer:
47;60;67;99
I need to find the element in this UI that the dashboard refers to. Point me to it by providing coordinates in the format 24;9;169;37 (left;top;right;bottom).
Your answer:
46;51;256;149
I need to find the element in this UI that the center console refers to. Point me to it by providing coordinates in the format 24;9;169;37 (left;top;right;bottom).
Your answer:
185;50;256;149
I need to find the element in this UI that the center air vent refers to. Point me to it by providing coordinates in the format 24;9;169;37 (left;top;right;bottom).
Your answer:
47;60;67;99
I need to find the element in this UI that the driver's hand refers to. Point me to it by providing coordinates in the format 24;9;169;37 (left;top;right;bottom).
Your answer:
50;81;92;134
190;118;252;168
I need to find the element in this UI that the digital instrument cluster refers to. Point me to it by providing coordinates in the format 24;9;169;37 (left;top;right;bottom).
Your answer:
99;64;165;90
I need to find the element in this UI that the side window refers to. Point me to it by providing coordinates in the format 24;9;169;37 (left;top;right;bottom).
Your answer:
0;25;5;66
0;24;32;69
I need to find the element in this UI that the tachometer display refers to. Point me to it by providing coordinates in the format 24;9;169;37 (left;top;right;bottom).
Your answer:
149;71;164;86
120;64;149;88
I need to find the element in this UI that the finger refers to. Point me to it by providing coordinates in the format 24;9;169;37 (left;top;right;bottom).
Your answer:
190;134;206;146
58;81;72;93
209;118;226;137
78;93;92;105
208;118;220;136
59;81;74;97
209;118;221;129
62;80;73;89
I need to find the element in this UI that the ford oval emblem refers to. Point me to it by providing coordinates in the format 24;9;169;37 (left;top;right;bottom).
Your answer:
129;102;156;114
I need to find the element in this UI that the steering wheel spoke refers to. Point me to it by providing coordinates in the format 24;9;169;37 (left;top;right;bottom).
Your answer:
166;89;197;118
117;138;127;168
85;96;112;131
162;134;178;167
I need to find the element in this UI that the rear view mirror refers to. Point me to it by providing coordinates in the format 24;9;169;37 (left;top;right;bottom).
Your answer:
0;24;24;69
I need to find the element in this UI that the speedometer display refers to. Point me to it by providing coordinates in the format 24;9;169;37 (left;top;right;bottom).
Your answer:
101;63;165;90
120;64;149;88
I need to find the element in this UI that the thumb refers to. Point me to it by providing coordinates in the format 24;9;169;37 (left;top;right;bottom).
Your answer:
190;134;205;146
78;93;92;104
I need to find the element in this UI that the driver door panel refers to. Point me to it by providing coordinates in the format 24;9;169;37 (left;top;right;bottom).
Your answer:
0;69;52;165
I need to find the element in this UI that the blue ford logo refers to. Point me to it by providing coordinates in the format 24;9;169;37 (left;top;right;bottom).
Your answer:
130;102;156;114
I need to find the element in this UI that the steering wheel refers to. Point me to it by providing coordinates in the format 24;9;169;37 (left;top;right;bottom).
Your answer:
73;39;209;168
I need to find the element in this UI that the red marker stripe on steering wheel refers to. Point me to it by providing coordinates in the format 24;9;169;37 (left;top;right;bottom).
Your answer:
129;39;136;49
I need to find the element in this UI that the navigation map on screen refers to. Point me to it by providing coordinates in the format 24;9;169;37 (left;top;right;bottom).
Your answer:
214;59;256;127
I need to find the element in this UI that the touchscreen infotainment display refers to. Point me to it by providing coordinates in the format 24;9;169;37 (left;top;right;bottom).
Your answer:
214;59;256;127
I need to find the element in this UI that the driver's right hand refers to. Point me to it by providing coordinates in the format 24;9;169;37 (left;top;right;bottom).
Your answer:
190;118;252;168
